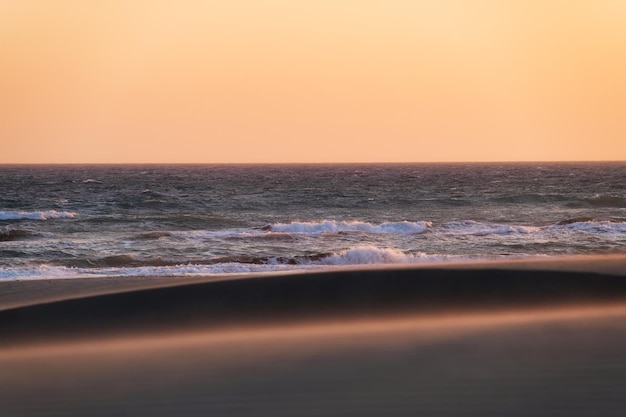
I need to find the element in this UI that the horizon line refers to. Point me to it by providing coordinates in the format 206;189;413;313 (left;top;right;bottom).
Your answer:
0;160;625;166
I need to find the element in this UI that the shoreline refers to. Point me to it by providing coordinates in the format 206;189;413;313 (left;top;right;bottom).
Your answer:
1;253;625;312
2;254;626;347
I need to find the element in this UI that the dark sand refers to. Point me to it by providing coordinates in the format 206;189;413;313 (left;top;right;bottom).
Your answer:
2;255;626;416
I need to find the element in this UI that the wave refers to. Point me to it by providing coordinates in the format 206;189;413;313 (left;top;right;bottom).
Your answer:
282;246;465;265
0;246;491;281
0;263;306;280
585;195;626;208
266;220;432;235
132;231;173;241
488;193;626;208
556;217;596;226
159;221;432;241
0;228;37;242
490;194;568;204
76;254;181;268
440;220;626;236
133;217;626;244
558;220;626;234
442;221;539;236
0;210;77;221
168;229;276;240
265;219;622;238
67;253;314;269
67;248;432;270
566;195;626;208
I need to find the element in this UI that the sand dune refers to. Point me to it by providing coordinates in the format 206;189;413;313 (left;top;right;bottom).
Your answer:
2;255;626;416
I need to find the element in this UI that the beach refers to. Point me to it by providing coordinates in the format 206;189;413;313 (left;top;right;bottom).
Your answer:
3;0;626;413
2;255;626;416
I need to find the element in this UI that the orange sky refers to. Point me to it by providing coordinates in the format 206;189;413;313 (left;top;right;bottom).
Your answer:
1;0;625;163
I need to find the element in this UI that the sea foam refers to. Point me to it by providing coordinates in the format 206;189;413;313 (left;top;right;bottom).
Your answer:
305;246;461;265
0;210;78;221
0;263;303;281
269;220;432;235
443;220;539;236
0;246;480;281
558;220;626;234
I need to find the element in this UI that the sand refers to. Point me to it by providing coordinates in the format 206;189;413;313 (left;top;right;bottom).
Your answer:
2;255;626;416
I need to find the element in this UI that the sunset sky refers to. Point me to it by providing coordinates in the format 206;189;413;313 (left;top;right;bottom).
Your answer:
1;0;625;163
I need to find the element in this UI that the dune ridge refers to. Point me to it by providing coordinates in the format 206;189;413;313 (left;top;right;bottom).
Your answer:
2;255;626;348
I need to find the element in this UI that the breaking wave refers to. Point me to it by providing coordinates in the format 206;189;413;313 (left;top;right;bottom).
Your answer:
266;220;432;235
63;247;462;270
440;220;626;236
442;220;539;236
286;246;465;265
0;210;77;221
134;218;626;243
0;246;486;280
558;220;626;234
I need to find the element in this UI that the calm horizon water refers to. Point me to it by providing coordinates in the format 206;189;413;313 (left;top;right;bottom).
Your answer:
1;162;625;280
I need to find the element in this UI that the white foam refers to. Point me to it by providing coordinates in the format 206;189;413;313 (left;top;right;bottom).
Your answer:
315;246;470;265
164;221;431;241
443;220;539;236
0;246;481;281
269;220;432;235
440;219;625;237
169;229;267;239
0;265;83;280
558;221;626;234
0;263;302;281
144;219;626;243
264;245;473;266
0;210;78;221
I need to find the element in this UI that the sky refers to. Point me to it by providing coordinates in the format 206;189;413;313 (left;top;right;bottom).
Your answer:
1;0;625;163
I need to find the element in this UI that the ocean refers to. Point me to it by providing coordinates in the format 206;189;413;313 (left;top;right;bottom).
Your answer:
1;163;625;280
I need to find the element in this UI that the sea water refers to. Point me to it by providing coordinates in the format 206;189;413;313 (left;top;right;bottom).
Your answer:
1;163;624;280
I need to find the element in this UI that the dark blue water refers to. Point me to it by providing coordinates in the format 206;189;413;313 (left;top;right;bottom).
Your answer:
1;163;625;279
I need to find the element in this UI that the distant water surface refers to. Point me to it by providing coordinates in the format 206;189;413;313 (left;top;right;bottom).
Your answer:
1;163;624;279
